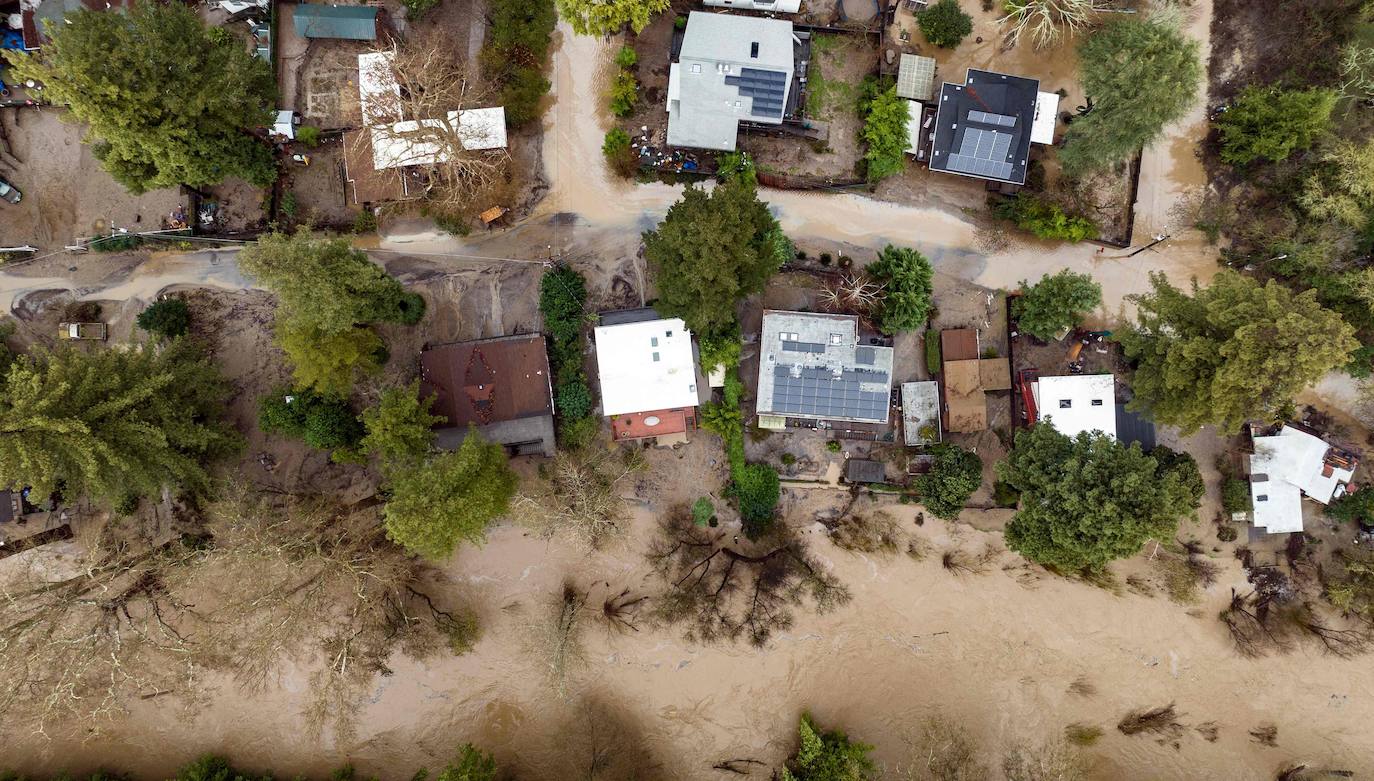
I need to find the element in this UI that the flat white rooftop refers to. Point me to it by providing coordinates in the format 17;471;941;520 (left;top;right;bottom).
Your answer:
1033;374;1116;440
594;318;699;417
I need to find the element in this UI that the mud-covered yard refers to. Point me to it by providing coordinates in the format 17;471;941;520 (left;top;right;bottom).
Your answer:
0;109;184;250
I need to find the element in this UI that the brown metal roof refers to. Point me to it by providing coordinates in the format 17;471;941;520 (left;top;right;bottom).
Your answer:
979;358;1012;391
420;334;554;429
941;328;979;362
342;130;414;205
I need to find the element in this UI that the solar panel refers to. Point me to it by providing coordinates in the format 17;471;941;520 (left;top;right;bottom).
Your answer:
945;154;1014;180
781;341;826;354
725;68;789;118
855;346;875;365
969;110;1016;127
770;365;889;421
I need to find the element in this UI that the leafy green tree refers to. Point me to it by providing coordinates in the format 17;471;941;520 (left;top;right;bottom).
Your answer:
276;321;385;396
615;44;638;69
361;381;444;463
0;339;239;503
240;232;415;394
383;429;517;558
917;444;983;520
644;179;789;336
1119;271;1357;434
1299;138;1374;228
239;233;413;332
867;245;934;333
781;713;877;781
861;85;908;182
999;424;1203;572
917;0;973;48
557;0;670;35
435;745;498;781
1013;270;1103;340
4;3;275;193
173;756;272;781
136;298;191;338
1059;19;1201;176
1216;85;1337;166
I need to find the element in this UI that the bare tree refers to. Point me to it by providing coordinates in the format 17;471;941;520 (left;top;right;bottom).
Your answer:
818;273;884;316
355;34;510;215
513;448;640;550
528;582;589;700
1003;738;1089;781
898;715;991;781
0;484;471;740
646;511;850;646
998;0;1101;49
824;510;902;554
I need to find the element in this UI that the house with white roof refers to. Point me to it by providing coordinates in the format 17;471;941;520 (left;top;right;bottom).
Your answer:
593;315;701;442
667;11;797;151
1032;374;1116;440
1247;424;1358;534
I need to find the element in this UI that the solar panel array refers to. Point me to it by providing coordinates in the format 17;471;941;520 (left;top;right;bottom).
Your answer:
896;55;936;100
946;127;1014;180
724;68;788;117
770;365;889;421
969;110;1016;127
782;341;826;354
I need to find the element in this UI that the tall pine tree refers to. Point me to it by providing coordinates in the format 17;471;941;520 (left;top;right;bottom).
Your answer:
4;3;277;192
0;339;240;503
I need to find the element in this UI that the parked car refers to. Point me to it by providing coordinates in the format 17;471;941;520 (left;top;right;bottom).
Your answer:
0;178;20;204
58;322;107;341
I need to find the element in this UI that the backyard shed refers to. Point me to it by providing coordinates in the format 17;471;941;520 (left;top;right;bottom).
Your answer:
896;54;936;101
845;459;887;485
293;4;379;40
901;381;941;446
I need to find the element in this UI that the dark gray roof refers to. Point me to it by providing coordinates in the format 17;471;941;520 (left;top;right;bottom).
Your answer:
929;69;1039;185
436;416;556;458
1115;404;1157;451
845;459;887;484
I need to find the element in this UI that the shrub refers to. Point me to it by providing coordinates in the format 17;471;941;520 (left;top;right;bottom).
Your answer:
136;298;191;338
925;333;942;375
608;70;639;117
602;127;638;176
992;193;1097;241
351;209;378;234
401;0;440;17
674;14;686;29
1220;478;1250;515
295;125;321;147
734;462;780;536
556;378;593;419
781;452;797;466
614;44;638;69
258;387;364;454
860;83;908;182
691;496;714;526
433;212;470;236
280;190;298;220
1216;84;1337;166
826;440;843;453
1216;524;1238;542
918;0;973;48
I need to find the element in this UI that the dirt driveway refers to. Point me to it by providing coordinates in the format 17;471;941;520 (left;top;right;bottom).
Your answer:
0;108;183;251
